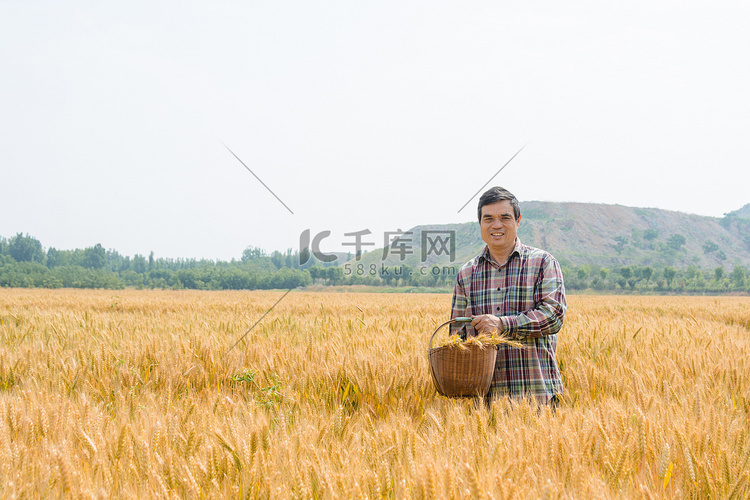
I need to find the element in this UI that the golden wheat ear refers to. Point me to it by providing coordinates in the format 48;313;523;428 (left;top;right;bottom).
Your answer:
0;290;745;498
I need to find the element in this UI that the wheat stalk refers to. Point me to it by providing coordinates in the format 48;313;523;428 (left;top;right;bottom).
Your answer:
0;290;748;497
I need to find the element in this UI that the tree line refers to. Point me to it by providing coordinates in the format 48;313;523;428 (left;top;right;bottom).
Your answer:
562;263;749;294
0;234;315;290
1;233;747;293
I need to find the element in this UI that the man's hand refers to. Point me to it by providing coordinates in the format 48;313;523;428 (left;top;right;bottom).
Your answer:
471;314;503;335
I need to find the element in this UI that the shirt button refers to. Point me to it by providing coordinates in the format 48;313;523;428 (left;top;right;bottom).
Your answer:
496;307;501;311
496;287;501;291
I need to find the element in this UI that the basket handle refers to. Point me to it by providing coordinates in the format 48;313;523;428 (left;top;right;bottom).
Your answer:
428;317;472;350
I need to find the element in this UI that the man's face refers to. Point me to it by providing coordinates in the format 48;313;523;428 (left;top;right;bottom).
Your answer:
480;200;521;259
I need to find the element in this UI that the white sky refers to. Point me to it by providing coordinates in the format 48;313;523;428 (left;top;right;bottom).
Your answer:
2;1;749;260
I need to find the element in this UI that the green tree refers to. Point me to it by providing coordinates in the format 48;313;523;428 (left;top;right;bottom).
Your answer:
297;247;310;268
113;253;130;272
271;251;284;269
326;267;344;285
308;266;320;282
82;243;106;269
397;265;415;286
242;246;265;262
664;266;677;288
591;276;605;290
8;233;45;263
643;228;658;241
285;250;293;269
702;241;719;254
133;254;147;274
714;266;725;281
620;266;632;280
731;265;746;288
667;234;686;251
427;266;443;287
46;248;69;268
685;265;700;280
641;266;653;283
379;265;395;286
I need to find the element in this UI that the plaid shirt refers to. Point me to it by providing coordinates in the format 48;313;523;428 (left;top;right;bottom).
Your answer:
450;239;566;403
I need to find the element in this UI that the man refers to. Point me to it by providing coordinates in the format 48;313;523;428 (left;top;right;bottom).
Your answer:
450;186;566;405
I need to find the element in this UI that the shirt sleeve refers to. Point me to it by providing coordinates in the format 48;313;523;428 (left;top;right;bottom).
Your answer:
449;272;470;337
500;254;566;338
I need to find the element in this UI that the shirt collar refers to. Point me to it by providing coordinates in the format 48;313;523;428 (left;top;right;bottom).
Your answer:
479;238;523;267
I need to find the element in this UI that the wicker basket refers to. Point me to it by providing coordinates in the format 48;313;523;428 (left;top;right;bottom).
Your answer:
428;318;497;398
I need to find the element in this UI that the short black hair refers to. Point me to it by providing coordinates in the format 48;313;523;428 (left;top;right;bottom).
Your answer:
477;187;520;222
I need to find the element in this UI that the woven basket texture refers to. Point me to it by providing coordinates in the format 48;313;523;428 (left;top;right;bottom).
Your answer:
429;344;497;397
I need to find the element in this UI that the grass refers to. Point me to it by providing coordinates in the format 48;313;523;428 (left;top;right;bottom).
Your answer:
0;288;748;498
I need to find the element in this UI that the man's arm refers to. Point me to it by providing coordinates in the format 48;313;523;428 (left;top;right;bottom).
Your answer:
499;254;566;338
449;278;467;337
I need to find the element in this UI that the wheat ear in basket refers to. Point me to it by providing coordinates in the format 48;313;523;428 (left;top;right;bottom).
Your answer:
427;318;498;398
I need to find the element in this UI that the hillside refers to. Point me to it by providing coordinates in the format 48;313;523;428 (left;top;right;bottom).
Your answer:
726;203;750;220
352;201;750;271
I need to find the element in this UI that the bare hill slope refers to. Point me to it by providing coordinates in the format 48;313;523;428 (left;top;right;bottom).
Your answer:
352;201;750;271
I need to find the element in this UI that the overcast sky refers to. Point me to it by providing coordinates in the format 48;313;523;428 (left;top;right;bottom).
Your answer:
2;1;749;261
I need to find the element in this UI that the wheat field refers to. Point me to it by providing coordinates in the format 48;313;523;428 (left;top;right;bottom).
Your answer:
0;288;748;499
